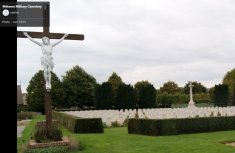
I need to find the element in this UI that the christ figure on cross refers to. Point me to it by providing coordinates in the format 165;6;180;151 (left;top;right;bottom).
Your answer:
23;32;68;91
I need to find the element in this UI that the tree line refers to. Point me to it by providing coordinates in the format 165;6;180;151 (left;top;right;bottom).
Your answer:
25;66;235;111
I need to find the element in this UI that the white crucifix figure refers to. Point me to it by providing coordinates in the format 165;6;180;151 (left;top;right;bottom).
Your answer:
23;32;68;91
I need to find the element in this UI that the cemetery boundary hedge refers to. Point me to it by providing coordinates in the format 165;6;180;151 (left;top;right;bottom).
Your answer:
52;111;103;133
128;116;235;136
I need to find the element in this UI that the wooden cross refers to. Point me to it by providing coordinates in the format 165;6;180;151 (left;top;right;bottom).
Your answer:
17;27;84;40
17;26;84;136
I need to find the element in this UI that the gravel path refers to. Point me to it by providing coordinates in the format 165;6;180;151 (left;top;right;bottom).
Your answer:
17;126;26;138
17;120;31;138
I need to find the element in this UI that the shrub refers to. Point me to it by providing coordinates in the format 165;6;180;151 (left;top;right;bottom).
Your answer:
17;112;38;120
128;116;235;136
111;121;121;127
34;123;62;143
17;105;28;112
123;118;129;127
52;111;103;133
103;122;108;128
209;112;214;117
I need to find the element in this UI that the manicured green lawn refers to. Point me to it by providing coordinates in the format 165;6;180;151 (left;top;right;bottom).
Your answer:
18;115;235;153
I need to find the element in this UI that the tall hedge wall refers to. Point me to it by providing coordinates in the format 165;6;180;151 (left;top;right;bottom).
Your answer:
128;116;235;136
52;111;103;133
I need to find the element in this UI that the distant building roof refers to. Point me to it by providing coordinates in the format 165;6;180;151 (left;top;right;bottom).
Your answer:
17;85;23;105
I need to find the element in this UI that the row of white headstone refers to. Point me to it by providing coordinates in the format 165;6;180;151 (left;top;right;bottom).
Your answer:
64;106;235;127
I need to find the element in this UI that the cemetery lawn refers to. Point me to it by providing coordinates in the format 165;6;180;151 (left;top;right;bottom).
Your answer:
18;115;235;153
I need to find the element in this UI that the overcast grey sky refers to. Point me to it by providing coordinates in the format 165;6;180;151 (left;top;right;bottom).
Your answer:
17;0;235;93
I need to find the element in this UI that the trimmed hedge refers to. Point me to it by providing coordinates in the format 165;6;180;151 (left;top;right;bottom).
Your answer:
128;116;235;136
17;112;38;120
52;111;103;133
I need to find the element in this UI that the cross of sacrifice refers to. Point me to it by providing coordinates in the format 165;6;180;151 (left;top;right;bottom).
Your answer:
188;82;195;107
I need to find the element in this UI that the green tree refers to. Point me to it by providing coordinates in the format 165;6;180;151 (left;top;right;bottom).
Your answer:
222;68;235;106
233;83;235;105
193;93;211;103
62;65;97;108
156;93;188;106
134;81;156;109
108;72;123;91
208;87;215;103
214;84;229;107
95;82;113;109
26;70;64;112
117;84;135;110
183;81;207;94
107;72;123;108
159;81;182;94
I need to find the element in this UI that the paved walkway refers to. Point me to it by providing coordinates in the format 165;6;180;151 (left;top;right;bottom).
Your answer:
17;120;31;138
17;126;26;138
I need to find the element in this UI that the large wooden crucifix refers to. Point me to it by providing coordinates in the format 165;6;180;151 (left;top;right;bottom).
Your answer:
17;27;84;40
17;26;84;134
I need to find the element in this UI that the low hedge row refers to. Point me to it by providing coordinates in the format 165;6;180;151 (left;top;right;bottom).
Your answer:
128;116;235;136
17;112;38;120
52;111;103;133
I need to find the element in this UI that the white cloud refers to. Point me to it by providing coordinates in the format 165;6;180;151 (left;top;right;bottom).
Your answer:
17;0;235;92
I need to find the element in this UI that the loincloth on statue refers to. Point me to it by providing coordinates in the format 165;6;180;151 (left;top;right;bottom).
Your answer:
41;56;54;69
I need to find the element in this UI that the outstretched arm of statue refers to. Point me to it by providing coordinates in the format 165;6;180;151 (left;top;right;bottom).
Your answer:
23;32;42;46
52;33;69;47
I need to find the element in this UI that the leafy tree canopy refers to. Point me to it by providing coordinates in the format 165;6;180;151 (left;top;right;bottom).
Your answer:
26;70;64;111
134;81;156;108
62;65;97;108
159;81;182;94
107;72;123;91
183;81;207;94
222;68;235;105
